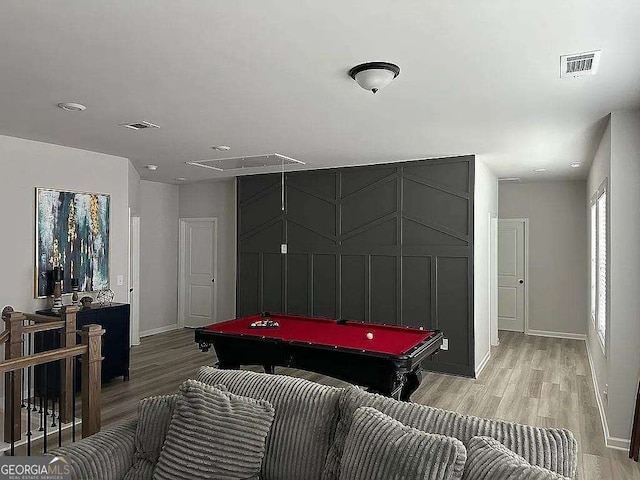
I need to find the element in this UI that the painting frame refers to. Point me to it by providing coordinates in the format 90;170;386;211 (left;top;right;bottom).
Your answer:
34;187;111;299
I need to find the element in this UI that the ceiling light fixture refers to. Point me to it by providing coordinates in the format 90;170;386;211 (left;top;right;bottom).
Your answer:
57;102;86;112
533;168;547;173
569;162;582;168
146;164;158;171
348;62;400;94
211;145;231;152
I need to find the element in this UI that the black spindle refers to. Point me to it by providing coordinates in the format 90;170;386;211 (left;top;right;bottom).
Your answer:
43;363;48;453
27;364;32;456
72;357;76;442
10;370;15;456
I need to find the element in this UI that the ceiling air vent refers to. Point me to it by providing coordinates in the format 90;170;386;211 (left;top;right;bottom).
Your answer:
120;121;161;131
186;153;304;172
498;177;521;183
560;50;601;78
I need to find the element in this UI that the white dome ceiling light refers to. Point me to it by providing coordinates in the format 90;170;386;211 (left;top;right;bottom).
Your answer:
348;62;400;94
57;102;86;112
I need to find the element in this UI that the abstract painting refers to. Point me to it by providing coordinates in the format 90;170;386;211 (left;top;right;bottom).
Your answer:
36;188;110;298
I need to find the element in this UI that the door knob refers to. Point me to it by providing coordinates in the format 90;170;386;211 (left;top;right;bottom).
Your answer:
212;278;215;283
518;279;524;284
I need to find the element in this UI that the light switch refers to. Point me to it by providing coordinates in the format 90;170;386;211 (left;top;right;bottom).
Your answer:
116;275;124;286
281;244;287;254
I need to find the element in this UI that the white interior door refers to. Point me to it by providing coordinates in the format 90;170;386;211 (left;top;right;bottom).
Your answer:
498;219;526;332
129;213;141;345
180;218;217;328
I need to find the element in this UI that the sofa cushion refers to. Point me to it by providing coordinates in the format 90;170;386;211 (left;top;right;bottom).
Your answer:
463;437;571;480
340;407;466;480
197;367;342;480
124;394;179;480
323;387;577;480
154;380;274;480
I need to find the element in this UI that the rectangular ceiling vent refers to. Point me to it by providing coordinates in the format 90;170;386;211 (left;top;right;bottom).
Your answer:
498;177;521;183
186;153;304;172
120;121;161;131
560;50;601;78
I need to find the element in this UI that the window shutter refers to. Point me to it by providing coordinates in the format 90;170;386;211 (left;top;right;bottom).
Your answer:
597;191;607;346
590;203;597;322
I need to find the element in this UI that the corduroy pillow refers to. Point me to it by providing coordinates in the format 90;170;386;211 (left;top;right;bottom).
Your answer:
153;380;274;480
339;407;466;480
462;437;571;480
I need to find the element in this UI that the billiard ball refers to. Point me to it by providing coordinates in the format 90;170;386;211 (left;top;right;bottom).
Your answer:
366;332;374;340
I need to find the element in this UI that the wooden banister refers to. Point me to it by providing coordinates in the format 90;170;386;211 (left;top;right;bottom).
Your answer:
24;313;65;323
0;345;87;375
60;305;78;423
4;310;24;442
80;324;105;437
0;330;9;345
22;321;66;335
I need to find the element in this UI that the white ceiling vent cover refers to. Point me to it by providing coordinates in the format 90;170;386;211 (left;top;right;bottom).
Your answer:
120;121;161;130
187;153;304;172
498;177;521;183
560;50;601;78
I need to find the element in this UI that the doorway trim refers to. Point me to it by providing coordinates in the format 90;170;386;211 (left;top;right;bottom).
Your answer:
497;217;529;335
178;217;218;328
490;212;499;346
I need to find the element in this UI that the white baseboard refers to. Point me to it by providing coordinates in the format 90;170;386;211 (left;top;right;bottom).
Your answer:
526;329;587;341
584;338;631;451
475;350;491;377
139;323;180;338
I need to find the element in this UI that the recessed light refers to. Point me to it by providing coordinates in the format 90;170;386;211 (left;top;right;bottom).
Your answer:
569;162;581;168
175;177;187;181
146;165;158;171
533;168;547;173
57;102;86;112
211;145;231;152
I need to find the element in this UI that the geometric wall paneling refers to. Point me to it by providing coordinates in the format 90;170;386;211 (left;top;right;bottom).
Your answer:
239;185;283;236
403;160;470;193
402;217;468;246
238;253;260;317
433;256;470;369
237;155;475;376
286;186;337;241
262;253;284;314
341;175;397;235
238;173;281;203
402;256;432;329
312;254;337;318
286;254;309;315
341;166;397;197
287;170;337;200
340;255;367;322
403;178;469;236
370;255;398;325
342;217;397;246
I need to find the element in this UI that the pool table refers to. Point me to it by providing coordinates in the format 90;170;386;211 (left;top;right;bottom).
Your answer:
195;313;443;401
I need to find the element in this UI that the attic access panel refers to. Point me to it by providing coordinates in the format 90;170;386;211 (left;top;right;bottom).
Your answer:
187;154;304;172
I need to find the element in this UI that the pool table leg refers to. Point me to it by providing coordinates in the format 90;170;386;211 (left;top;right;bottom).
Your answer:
400;368;423;401
263;365;275;374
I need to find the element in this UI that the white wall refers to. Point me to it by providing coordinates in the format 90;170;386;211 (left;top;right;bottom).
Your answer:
586;117;610;437
178;179;237;322
474;160;498;375
139;180;179;334
0;134;130;312
499;180;587;336
128;161;140;216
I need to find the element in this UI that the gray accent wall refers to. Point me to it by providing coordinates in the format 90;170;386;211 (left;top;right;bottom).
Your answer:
499;180;588;336
237;156;475;376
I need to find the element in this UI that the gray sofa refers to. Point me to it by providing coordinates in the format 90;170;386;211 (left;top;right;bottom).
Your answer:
54;367;578;480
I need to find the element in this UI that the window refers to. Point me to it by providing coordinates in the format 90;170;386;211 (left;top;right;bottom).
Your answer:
590;181;608;351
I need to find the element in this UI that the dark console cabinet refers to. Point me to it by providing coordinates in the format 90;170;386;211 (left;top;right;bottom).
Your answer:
35;303;130;398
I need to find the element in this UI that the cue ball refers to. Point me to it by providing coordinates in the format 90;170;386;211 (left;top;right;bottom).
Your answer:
366;332;374;340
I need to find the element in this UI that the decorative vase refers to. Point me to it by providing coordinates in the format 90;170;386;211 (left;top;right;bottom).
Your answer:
51;266;64;314
71;278;79;306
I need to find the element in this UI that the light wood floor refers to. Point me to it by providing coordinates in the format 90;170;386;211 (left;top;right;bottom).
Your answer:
101;328;640;479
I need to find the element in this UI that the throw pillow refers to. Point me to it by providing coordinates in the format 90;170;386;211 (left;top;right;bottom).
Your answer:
339;407;466;480
462;437;571;480
153;380;274;480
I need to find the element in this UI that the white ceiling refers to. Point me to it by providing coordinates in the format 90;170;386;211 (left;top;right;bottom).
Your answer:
1;1;639;184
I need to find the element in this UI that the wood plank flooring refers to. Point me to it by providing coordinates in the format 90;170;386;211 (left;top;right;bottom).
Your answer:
99;328;640;479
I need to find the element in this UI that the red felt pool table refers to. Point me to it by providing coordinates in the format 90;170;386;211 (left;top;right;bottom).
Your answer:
195;313;443;400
